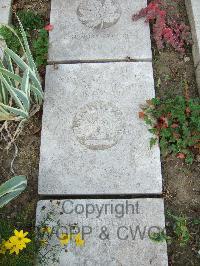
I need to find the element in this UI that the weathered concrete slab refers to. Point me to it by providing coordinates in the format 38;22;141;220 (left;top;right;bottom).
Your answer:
0;39;6;59
36;199;168;266
39;62;162;195
0;0;12;24
186;0;200;94
196;63;200;94
186;0;200;67
48;0;152;62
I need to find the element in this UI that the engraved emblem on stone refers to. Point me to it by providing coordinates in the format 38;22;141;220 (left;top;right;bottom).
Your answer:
72;101;125;150
77;0;122;30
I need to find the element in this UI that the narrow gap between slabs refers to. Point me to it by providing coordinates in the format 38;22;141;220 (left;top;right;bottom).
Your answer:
39;194;163;201
47;58;152;65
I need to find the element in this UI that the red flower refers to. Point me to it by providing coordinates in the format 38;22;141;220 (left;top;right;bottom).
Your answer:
157;116;168;128
185;107;190;114
177;153;186;159
159;10;166;17
173;132;180;139
148;3;158;10
139;111;145;119
132;0;191;53
44;24;54;31
171;123;179;128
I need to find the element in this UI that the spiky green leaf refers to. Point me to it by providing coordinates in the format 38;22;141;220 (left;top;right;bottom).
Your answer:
0;175;27;208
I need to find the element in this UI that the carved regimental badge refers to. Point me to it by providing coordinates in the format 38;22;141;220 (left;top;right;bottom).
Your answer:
77;0;122;29
72;101;125;150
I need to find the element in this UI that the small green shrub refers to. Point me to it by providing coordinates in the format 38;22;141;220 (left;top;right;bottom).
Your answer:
0;26;21;54
0;18;43;122
139;96;200;164
17;10;44;31
1;10;48;67
167;211;190;247
150;211;200;247
33;29;48;68
149;230;171;243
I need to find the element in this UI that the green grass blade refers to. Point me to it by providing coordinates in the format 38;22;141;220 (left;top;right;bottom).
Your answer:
0;58;13;87
17;17;39;78
21;69;29;92
0;73;25;110
12;87;30;111
5;48;43;94
0;23;25;53
0;106;14;121
4;47;28;71
0;103;28;119
30;84;43;104
0;68;22;83
0;80;8;104
0;175;27;208
4;51;14;74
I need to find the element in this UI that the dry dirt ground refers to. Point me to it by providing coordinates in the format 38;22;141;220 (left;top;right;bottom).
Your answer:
151;1;200;265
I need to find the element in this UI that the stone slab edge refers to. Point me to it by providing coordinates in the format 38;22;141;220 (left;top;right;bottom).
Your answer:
0;0;13;59
196;63;200;94
0;0;12;24
36;198;168;266
185;0;200;95
47;0;152;62
38;62;163;196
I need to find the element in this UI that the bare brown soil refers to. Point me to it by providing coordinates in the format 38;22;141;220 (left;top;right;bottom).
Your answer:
151;1;200;265
0;0;50;238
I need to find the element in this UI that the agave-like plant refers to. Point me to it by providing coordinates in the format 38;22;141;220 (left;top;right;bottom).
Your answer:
0;175;27;208
0;17;43;122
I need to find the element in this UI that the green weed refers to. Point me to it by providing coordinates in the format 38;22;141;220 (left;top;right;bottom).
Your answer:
17;10;44;31
0;26;21;53
149;230;171;243
0;10;48;67
33;29;48;68
167;211;190;247
140;95;200;164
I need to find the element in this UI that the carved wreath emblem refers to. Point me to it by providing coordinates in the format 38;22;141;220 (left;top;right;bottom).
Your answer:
72;101;125;150
77;0;122;29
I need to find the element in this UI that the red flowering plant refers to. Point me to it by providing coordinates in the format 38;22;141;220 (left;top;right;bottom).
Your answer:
139;92;200;164
132;0;192;53
44;24;54;31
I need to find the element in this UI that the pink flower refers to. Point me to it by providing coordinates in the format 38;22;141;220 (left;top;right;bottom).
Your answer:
44;24;54;31
177;153;186;159
171;123;179;129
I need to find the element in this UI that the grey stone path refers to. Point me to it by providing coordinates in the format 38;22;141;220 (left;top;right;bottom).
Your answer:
48;0;152;62
186;0;200;94
36;199;168;266
0;0;12;24
39;63;162;195
0;0;12;59
36;0;168;265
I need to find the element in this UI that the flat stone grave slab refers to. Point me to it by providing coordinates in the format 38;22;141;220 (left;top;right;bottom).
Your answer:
186;0;200;94
196;63;200;94
186;0;200;67
39;62;162;195
48;0;152;62
0;39;6;59
0;0;12;24
36;199;168;266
